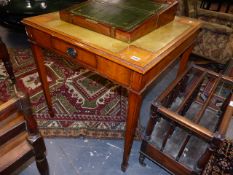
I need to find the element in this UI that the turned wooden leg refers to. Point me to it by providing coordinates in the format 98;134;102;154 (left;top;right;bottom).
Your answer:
27;135;49;175
145;103;161;140
21;93;49;175
177;45;193;77
30;44;54;117
121;91;142;172
139;153;146;167
19;93;39;135
36;158;49;175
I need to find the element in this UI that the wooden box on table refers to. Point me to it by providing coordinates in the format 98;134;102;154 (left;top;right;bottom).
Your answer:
59;0;178;43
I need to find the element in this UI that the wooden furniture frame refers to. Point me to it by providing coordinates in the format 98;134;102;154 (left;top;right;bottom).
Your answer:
139;65;233;175
21;12;201;171
0;38;49;175
59;0;178;43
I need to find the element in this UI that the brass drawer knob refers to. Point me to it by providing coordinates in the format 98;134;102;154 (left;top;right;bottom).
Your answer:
66;47;77;58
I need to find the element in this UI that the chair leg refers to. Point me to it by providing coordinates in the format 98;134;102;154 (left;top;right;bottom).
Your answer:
27;135;49;175
19;94;39;135
36;156;49;175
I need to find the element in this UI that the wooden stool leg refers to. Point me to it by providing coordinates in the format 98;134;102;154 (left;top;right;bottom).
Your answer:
35;137;49;175
27;135;49;175
19;94;39;134
20;92;49;175
37;158;49;175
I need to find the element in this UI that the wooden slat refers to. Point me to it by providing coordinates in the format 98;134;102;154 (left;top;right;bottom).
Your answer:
0;132;33;174
193;76;221;123
193;64;233;83
157;66;192;103
175;73;221;161
160;71;206;151
0;98;19;122
158;106;214;141
176;71;206;115
160;121;175;151
176;134;192;161
140;140;192;175
0;114;26;146
0;132;28;157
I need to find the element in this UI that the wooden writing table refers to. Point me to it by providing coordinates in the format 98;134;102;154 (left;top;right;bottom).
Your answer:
22;12;200;171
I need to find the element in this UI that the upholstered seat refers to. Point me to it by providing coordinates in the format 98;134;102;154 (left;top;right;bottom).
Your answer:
177;0;233;65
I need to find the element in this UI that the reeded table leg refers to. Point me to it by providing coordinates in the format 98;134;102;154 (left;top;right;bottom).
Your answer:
121;91;142;172
31;44;54;117
177;45;193;77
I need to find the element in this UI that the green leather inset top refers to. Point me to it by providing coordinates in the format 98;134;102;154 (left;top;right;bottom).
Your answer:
70;0;168;31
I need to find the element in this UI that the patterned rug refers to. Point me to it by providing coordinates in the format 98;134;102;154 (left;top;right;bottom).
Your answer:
202;139;233;175
0;48;131;138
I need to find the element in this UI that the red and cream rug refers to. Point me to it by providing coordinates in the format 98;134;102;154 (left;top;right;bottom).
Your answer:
0;48;131;138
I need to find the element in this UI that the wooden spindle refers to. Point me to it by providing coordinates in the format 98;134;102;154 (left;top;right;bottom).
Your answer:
144;103;161;141
176;72;206;115
193;76;221;124
160;70;206;151
18;93;39;135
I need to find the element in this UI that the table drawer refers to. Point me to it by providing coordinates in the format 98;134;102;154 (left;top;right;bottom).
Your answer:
26;27;52;49
52;38;97;68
